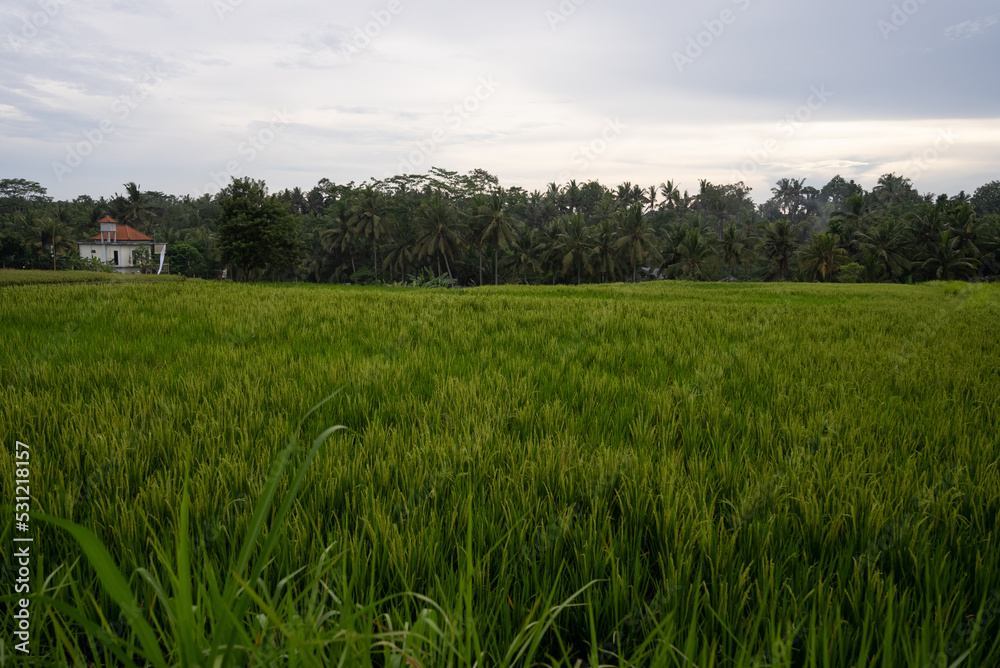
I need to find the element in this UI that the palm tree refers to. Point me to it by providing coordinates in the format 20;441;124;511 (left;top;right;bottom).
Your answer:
873;173;916;209
321;205;358;274
720;223;752;279
33;215;76;270
920;231;980;280
644;185;658;213
509;226;541;284
478;188;519;285
350;187;391;281
558;214;593;284
465;193;490;285
799;233;848;282
829;194;871;257
659;181;681;210
590;219;621;283
535;219;564;285
859;220;909;280
382;218;418;283
761;219;799;281
415;195;463;279
615;205;662;282
668;225;718;280
119;182;154;233
771;178;807;223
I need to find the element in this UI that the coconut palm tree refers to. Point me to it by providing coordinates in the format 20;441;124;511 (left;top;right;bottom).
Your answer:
478;188;519;285
761;219;800;281
859;220;910;280
668;225;718;280
415;195;463;279
33;215;77;270
382;218;418;284
659;181;681;210
590;219;621;283
720;223;752;279
509;226;541;284
920;231;980;280
558;214;593;285
321;204;358;274
829;194;872;257
771;178;808;223
119;182;154;233
535;218;564;285
465;193;490;285
799;233;848;282
615;205;662;282
350;187;391;281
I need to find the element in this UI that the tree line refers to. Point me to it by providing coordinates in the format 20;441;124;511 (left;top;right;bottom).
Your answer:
1;168;998;284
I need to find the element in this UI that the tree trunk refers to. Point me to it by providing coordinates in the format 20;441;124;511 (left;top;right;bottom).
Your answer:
479;248;483;286
373;245;378;281
494;247;499;286
444;254;453;279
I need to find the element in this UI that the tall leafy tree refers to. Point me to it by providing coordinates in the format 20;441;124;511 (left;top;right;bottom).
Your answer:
217;177;301;281
972;180;1000;216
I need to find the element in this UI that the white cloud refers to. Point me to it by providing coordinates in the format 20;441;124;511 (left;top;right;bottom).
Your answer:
944;15;998;41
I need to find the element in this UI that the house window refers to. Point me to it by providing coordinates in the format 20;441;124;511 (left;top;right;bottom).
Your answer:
112;251;119;265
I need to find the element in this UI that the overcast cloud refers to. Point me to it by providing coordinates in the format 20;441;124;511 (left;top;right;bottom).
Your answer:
1;0;998;201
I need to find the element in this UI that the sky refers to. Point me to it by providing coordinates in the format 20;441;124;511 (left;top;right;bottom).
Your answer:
1;0;998;202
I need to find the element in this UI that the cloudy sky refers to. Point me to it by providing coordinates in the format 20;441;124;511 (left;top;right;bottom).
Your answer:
1;0;998;202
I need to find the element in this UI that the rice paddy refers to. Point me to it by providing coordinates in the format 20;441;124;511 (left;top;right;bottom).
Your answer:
1;278;999;666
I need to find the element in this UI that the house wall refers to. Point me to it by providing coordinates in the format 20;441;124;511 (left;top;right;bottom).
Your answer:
79;242;155;272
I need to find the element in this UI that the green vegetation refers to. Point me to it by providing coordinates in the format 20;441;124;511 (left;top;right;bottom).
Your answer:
1;172;998;284
2;279;999;666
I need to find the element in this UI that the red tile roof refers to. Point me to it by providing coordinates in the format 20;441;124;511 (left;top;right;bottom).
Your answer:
97;216;118;223
91;224;153;242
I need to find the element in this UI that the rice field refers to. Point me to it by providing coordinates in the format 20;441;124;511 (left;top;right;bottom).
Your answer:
1;278;999;667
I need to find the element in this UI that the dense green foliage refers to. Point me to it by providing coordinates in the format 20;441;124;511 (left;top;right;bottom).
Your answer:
1;171;997;283
2;279;998;666
217;177;302;281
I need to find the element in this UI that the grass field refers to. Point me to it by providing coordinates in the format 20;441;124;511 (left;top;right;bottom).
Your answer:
2;279;999;666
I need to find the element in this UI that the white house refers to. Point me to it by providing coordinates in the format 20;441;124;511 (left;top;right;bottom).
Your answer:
78;217;166;273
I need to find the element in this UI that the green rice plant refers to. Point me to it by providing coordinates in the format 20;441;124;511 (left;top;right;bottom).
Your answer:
1;279;998;666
